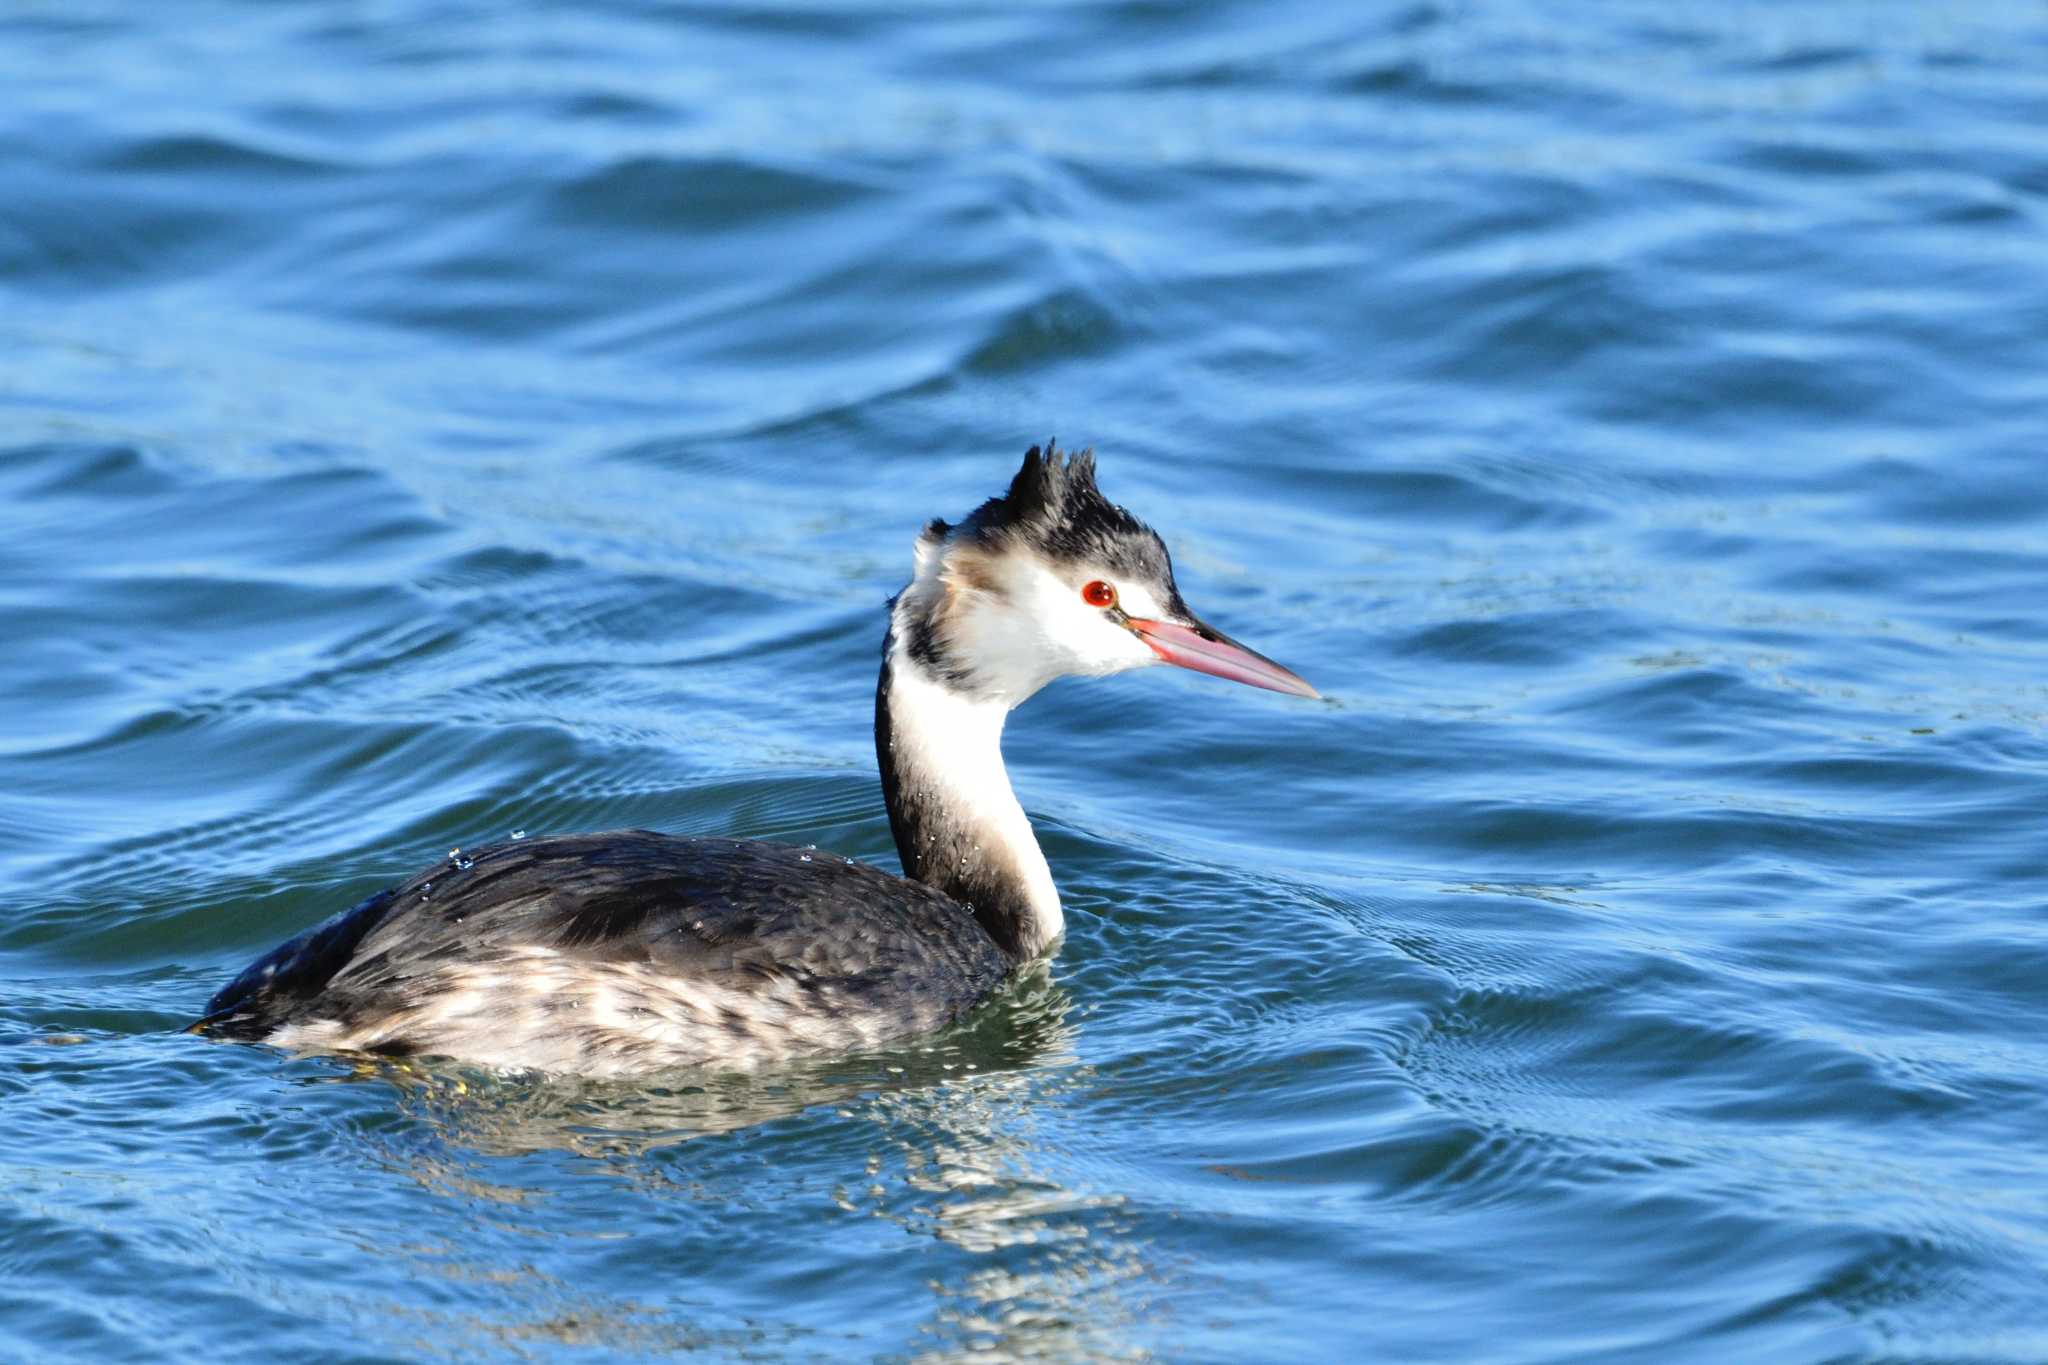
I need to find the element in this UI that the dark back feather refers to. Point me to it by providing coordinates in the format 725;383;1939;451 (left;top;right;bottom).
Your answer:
195;832;1010;1048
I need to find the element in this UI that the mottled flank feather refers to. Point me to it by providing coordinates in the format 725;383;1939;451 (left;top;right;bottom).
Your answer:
195;832;1009;1076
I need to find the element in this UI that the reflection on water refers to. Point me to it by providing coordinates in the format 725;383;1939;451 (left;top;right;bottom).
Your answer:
870;1079;1152;1364
324;963;1159;1360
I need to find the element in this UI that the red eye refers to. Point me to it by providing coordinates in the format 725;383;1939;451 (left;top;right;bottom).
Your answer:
1082;580;1117;608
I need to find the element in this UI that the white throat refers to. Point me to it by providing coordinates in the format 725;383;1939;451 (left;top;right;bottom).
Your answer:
881;630;1064;959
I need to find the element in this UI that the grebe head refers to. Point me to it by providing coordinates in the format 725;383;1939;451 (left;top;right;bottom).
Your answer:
894;442;1318;706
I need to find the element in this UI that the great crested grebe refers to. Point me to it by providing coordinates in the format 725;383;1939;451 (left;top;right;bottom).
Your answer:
194;444;1317;1075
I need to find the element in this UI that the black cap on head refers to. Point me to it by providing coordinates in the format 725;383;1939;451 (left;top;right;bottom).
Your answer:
956;442;1185;606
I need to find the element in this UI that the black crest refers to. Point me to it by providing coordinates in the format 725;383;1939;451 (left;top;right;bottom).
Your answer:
958;441;1176;588
996;441;1103;530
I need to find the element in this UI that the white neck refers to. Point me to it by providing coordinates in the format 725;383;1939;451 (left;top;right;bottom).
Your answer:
877;631;1063;962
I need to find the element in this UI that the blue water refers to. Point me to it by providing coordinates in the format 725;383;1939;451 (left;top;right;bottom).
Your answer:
6;3;2048;1360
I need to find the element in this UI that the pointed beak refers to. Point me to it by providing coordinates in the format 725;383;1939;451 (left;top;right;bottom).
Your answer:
1128;617;1319;699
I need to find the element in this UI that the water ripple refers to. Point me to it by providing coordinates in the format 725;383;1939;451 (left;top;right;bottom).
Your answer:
8;0;2048;1359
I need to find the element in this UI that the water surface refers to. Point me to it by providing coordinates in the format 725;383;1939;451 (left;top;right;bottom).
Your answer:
5;2;2048;1361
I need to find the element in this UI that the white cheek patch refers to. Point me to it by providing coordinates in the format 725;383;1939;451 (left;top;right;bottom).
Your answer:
1001;561;1155;683
1115;580;1169;621
915;539;1170;699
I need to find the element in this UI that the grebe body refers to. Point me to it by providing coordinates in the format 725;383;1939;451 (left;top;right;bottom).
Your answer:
195;445;1315;1074
199;832;1008;1075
